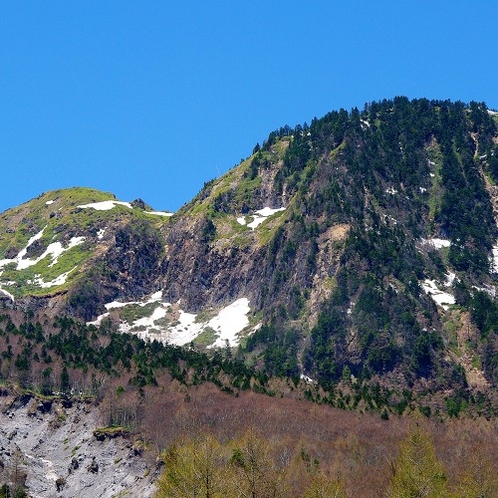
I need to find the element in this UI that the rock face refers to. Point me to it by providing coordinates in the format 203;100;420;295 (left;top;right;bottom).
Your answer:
0;395;156;497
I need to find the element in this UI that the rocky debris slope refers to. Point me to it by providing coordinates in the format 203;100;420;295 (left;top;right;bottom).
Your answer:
0;394;157;497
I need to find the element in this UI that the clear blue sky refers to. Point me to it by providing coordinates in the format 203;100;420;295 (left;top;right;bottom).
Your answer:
1;1;497;213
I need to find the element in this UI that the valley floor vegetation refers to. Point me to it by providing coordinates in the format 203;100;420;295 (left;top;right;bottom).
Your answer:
0;307;496;497
154;426;497;498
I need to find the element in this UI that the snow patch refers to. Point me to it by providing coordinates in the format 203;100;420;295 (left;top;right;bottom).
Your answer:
77;200;132;211
144;211;174;217
18;237;85;270
300;374;315;384
472;284;497;299
239;207;285;230
32;268;76;288
255;207;285;217
0;227;46;269
420;238;451;250
422;274;455;310
149;290;163;302
105;291;163;310
385;187;398;195
45;200;54;205
0;287;15;301
0;227;85;273
207;298;250;348
90;293;251;348
132;306;168;330
247;216;267;229
491;242;498;273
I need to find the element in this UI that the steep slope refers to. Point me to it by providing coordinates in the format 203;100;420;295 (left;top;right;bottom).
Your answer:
150;99;498;400
0;394;156;497
0;187;171;320
1;99;498;412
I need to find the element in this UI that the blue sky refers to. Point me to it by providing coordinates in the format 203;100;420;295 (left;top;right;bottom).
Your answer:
1;1;497;213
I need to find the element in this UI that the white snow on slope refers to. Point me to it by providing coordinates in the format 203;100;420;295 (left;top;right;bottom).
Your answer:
300;374;315;384
17;237;85;270
131;306;168;330
0;227;85;272
0;227;46;270
420;238;451;250
78;200;174;217
104;291;163;310
77;200;132;211
248;216;267;229
491;242;498;273
90;294;252;348
237;207;286;230
144;211;174;217
0;287;14;301
422;274;455;310
207;298;250;348
164;309;202;346
255;207;285;217
32;268;77;288
0;226;85;294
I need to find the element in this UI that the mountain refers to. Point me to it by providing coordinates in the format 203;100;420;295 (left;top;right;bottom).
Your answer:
1;98;498;417
2;97;498;496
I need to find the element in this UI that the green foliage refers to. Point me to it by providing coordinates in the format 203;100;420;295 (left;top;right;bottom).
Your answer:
201;217;216;243
243;323;300;378
0;311;267;398
388;426;447;498
0;187;170;300
452;448;498;498
156;434;228;498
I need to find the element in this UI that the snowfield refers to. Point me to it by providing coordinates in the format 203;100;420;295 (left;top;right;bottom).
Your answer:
77;200;174;217
421;274;455;310
206;298;250;348
144;210;174;217
420;238;451;250
237;207;285;230
491;242;498;273
0;226;85;272
32;268;77;288
0;226;87;299
90;293;254;348
77;200;132;210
